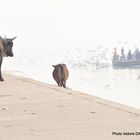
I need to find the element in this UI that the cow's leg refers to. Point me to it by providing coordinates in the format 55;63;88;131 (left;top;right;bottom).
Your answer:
58;81;62;87
62;81;66;88
60;80;64;87
56;80;61;87
57;81;60;86
57;80;62;87
0;55;4;81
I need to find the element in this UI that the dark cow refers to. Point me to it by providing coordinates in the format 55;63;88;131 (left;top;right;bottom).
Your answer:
52;64;69;88
0;36;17;81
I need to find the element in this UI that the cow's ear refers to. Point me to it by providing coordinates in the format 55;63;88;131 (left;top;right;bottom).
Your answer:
52;65;56;68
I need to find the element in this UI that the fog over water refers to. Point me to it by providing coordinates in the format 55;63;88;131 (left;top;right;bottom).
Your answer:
1;0;140;108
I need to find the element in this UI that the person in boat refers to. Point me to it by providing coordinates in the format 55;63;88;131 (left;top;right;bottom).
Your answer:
127;49;132;60
113;48;119;61
120;47;125;61
121;47;124;55
135;48;140;60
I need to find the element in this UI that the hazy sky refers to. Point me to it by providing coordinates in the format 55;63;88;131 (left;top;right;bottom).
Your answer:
0;0;140;51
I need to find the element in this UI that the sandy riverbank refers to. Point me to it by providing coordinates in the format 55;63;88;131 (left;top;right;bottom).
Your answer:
0;73;140;140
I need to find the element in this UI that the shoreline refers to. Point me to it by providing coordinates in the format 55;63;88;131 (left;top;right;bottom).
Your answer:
7;72;140;114
0;73;140;140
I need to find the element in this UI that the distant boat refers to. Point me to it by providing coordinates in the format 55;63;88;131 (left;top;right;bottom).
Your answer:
112;47;140;68
112;59;140;68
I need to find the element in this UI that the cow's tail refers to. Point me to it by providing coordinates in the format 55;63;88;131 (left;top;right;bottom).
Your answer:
58;64;64;76
58;64;66;88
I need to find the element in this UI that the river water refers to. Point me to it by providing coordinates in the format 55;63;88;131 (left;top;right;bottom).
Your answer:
2;46;140;109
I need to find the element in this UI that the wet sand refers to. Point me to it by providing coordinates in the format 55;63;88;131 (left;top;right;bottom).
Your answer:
0;73;140;140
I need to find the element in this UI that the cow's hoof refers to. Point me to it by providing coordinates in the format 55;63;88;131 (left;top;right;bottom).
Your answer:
0;77;4;81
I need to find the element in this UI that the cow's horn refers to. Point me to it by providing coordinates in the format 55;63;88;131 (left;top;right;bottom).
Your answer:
11;36;17;41
52;65;56;68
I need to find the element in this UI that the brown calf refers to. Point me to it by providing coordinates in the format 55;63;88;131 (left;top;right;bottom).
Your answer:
52;64;69;88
